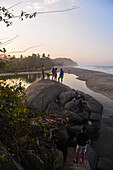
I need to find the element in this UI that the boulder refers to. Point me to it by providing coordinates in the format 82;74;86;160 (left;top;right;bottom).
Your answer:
54;128;70;146
53;149;64;170
63;110;83;124
77;112;90;121
47;102;60;112
64;101;79;113
90;112;101;121
26;79;70;114
67;125;81;137
59;90;76;106
24;151;44;170
79;92;103;114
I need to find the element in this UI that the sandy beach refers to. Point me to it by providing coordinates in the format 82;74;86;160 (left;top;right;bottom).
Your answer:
62;66;113;101
1;67;113;101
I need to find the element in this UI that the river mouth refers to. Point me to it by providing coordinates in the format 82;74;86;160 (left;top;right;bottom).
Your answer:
1;72;113;161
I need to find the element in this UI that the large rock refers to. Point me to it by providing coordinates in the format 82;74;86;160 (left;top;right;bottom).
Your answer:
26;79;70;114
24;151;44;170
63;110;83;124
53;149;64;170
59;90;76;106
79;92;103;114
64;101;79;113
47;102;60;112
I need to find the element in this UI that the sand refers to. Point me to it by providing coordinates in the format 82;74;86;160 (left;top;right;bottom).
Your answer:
63;66;113;100
1;66;113;101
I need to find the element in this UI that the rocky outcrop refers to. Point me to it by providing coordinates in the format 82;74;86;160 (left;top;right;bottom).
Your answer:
26;79;103;134
52;57;78;66
25;79;104;169
26;79;71;114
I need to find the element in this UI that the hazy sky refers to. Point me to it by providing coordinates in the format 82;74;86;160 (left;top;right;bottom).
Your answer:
1;0;113;65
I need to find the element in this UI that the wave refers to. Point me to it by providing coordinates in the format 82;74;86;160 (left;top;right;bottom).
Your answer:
74;65;113;75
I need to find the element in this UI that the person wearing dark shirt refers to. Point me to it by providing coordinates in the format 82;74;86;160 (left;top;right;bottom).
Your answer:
74;125;91;163
58;68;64;83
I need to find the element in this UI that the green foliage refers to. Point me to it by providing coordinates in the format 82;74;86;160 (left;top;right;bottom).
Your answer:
0;80;30;134
0;154;7;168
0;61;5;69
66;117;69;121
0;55;54;72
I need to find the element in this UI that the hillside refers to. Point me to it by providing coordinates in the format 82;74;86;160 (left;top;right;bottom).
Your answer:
52;58;78;66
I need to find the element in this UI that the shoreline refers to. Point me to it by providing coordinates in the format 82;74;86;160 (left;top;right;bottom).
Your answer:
62;66;113;101
1;67;113;101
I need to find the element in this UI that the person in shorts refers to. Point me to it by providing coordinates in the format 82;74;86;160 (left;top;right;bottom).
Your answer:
74;125;91;163
41;65;45;79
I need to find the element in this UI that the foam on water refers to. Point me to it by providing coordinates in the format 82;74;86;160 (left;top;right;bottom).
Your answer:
75;65;113;75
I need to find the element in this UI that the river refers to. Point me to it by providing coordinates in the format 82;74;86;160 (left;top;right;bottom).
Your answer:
1;72;113;161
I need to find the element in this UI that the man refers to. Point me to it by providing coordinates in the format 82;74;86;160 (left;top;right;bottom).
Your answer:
74;125;91;163
58;68;64;83
41;65;45;79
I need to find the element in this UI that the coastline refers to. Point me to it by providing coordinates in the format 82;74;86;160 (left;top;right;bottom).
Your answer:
1;66;113;101
63;66;113;101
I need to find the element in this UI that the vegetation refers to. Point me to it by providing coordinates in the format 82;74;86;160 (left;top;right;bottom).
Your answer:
0;54;54;73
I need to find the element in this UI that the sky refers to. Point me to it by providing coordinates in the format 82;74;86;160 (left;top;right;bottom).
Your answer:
1;0;113;66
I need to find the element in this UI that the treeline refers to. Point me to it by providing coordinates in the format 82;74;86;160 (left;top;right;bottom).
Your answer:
0;53;77;73
0;53;54;73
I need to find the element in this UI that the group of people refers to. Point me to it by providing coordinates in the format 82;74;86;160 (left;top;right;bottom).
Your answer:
41;65;64;83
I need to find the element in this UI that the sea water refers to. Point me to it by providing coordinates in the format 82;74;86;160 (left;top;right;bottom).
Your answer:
75;65;113;75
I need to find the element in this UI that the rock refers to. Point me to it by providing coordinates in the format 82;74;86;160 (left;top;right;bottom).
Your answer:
59;90;76;106
26;79;70;114
67;125;81;137
90;112;101;121
47;102;60;112
24;151;44;170
63;110;83;124
97;157;113;170
64;101;79;113
0;141;24;170
78;112;89;121
53;149;64;170
79;92;103;114
54;128;70;146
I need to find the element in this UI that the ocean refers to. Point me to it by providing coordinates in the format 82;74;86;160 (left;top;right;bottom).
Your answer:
74;65;113;75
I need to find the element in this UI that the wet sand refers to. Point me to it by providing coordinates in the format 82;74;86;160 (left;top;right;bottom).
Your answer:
1;67;113;101
63;67;113;101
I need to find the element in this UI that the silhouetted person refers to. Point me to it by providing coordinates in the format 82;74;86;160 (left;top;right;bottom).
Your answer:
58;68;64;83
74;125;91;163
54;68;57;80
52;68;55;80
41;65;45;79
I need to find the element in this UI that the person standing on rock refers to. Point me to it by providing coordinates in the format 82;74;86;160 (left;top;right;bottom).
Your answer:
58;68;64;83
74;125;91;163
41;65;45;79
52;68;55;80
54;68;57;80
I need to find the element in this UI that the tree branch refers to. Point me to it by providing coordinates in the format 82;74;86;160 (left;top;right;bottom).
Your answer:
6;45;42;54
